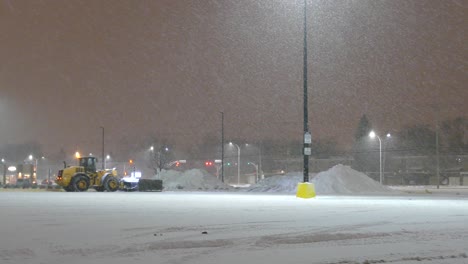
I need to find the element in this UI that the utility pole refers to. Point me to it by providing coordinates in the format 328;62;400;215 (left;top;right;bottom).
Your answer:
48;168;51;189
2;163;6;186
159;151;162;174
100;126;105;170
436;106;440;189
302;0;311;182
221;111;225;183
258;141;263;180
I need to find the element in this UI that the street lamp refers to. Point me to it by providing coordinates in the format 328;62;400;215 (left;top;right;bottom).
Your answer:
247;161;259;183
158;146;169;176
382;133;391;178
244;143;263;180
75;151;81;165
27;154;38;184
1;158;6;185
105;155;111;169
100;126;105;170
229;142;240;185
369;131;391;184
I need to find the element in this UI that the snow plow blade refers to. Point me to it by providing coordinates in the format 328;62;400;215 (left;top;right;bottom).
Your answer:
138;179;163;192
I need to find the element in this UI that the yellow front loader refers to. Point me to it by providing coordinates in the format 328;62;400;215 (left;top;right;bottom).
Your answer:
55;156;119;192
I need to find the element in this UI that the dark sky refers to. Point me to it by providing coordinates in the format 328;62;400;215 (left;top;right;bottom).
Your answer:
0;0;466;159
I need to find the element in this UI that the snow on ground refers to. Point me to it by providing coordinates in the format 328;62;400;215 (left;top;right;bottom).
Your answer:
390;185;468;196
246;164;394;195
155;169;233;191
0;191;467;264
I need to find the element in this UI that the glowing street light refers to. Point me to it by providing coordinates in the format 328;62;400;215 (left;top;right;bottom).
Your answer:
229;142;241;185
369;131;391;184
105;155;111;169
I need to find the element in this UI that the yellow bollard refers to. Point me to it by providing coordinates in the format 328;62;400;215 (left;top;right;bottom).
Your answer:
296;182;316;199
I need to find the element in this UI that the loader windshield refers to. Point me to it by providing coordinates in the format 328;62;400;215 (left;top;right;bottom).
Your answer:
79;157;96;173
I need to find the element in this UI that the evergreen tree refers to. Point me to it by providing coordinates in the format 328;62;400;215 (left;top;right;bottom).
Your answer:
354;114;372;141
441;117;467;154
397;124;436;155
352;114;376;174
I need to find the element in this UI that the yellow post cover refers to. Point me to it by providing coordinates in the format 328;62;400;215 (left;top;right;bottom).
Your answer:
296;182;316;198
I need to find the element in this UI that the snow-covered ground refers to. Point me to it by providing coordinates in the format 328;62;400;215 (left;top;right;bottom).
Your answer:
389;185;468;196
0;192;467;264
1;165;467;263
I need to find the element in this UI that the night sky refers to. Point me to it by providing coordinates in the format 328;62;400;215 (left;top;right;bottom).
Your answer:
0;0;466;159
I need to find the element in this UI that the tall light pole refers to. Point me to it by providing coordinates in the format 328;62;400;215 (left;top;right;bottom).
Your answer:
302;0;311;183
245;143;263;180
106;155;111;170
382;133;391;178
435;106;440;189
369;131;382;184
220;112;225;183
28;154;38;184
247;162;259;183
1;158;6;186
229;142;240;185
369;131;390;184
296;0;315;199
100;126;105;170
158;146;169;176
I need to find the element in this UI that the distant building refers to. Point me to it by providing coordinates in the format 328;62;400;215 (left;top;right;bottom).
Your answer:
15;164;36;185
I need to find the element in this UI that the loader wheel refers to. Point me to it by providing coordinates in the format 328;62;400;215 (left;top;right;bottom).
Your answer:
104;176;119;192
64;185;75;192
72;175;90;192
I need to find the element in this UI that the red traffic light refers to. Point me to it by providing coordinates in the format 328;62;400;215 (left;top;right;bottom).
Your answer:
175;162;180;167
205;161;213;166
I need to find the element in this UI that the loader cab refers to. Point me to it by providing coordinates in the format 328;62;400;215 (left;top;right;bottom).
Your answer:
79;157;97;174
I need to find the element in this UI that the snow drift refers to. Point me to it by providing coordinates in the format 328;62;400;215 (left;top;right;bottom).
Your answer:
155;169;233;191
152;165;393;195
246;164;394;195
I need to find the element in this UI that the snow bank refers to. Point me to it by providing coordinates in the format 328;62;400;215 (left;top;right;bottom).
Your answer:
245;172;305;193
246;164;394;195
313;164;393;194
152;165;393;195
155;169;233;191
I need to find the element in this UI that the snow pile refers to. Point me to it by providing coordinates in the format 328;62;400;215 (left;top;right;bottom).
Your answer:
156;169;233;191
246;164;394;195
313;164;393;195
246;172;305;193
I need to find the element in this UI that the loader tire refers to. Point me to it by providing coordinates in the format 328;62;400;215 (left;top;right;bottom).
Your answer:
104;176;119;192
72;175;90;192
64;185;75;192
